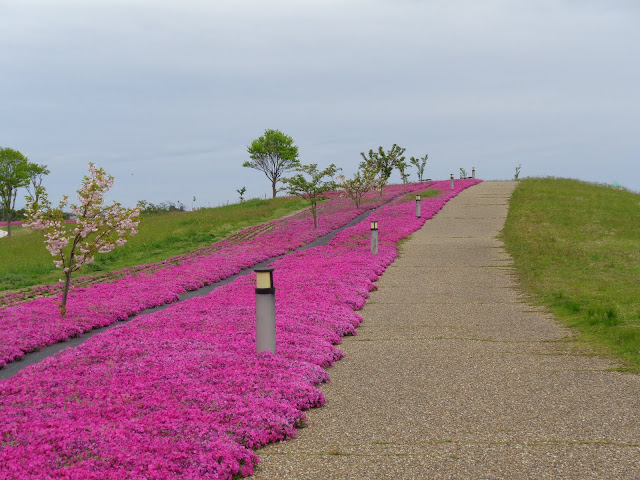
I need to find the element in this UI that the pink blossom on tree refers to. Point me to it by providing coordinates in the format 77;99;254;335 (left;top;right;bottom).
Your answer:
24;163;141;315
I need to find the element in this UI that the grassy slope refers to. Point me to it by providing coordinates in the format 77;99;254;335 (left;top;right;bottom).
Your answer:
401;187;440;202
502;178;640;370
0;197;309;292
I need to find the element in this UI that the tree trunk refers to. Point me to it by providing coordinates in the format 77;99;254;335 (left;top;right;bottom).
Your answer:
60;271;72;316
312;207;318;229
272;180;277;199
7;188;20;237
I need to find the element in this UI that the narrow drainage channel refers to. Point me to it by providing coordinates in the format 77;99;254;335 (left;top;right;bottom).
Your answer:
0;190;417;380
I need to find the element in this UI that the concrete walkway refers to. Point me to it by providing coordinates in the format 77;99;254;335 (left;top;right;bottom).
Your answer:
253;181;640;479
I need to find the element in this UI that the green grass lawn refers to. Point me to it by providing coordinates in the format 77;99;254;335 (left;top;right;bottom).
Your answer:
399;187;441;203
502;178;640;370
0;197;309;292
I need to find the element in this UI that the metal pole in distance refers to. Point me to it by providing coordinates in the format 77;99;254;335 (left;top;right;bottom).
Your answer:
415;195;421;218
450;173;454;190
370;220;378;254
255;267;276;354
472;167;476;179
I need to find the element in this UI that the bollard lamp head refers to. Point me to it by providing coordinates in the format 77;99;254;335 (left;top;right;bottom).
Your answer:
255;267;275;294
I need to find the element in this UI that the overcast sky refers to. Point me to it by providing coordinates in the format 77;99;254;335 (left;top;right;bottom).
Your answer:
1;0;638;209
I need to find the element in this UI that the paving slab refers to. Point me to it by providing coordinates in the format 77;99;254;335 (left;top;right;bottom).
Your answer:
252;181;640;479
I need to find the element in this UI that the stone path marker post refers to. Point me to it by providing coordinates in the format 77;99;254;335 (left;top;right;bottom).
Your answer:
254;267;276;354
370;220;378;254
415;194;421;218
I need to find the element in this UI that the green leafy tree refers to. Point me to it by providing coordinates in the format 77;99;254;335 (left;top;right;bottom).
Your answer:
397;158;410;184
409;154;428;182
25;163;50;206
337;166;377;208
244;129;300;198
283;163;340;228
236;186;246;202
0;147;33;237
359;144;407;192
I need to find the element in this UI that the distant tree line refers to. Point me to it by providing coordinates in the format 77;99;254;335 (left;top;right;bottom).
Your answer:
136;200;186;214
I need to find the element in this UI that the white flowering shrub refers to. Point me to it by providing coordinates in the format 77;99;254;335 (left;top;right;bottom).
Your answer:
24;163;140;315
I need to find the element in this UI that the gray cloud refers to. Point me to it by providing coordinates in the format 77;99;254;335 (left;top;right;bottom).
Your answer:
1;0;638;208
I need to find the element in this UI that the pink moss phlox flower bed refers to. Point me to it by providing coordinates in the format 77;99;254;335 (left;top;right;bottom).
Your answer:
0;184;426;368
0;180;479;479
1;188;400;309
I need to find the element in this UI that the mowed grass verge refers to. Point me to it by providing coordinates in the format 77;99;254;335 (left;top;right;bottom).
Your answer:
400;186;441;202
502;178;640;370
0;196;309;292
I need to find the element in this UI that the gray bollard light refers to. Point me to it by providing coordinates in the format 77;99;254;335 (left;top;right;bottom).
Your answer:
415;194;421;218
450;173;454;190
370;220;378;254
472;167;475;179
255;267;276;354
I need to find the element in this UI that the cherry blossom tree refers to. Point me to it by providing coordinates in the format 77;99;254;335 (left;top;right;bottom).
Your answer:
24;163;141;315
